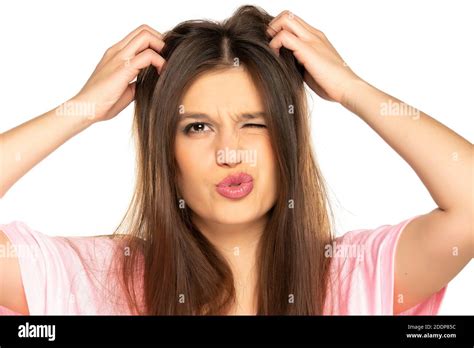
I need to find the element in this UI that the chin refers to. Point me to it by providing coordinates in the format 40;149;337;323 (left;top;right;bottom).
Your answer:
206;205;262;226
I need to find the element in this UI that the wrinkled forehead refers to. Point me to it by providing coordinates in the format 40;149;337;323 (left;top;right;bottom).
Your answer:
179;67;266;120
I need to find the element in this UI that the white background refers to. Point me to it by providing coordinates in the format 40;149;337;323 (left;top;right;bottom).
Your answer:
0;0;472;314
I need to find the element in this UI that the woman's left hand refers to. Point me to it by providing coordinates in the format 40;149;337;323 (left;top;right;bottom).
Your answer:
267;10;362;103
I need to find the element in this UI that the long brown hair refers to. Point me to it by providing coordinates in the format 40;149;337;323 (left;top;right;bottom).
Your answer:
112;4;335;315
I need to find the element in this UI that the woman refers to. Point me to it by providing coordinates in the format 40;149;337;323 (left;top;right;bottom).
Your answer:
0;5;472;315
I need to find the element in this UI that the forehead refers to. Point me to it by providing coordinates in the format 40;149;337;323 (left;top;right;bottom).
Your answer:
180;67;264;113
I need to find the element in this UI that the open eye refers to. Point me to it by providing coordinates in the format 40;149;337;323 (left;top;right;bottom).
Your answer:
182;122;266;135
183;122;212;134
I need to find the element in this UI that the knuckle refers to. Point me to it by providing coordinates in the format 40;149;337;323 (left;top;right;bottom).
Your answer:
137;29;152;40
284;10;295;19
142;48;154;58
119;58;134;72
104;46;115;57
138;24;150;31
278;30;290;40
315;29;325;37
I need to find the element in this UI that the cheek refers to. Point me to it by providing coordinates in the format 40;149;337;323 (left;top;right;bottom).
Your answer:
175;133;278;208
255;134;276;173
252;136;278;196
175;138;212;194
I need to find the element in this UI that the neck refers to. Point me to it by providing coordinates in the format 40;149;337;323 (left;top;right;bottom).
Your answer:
191;214;268;315
192;213;266;258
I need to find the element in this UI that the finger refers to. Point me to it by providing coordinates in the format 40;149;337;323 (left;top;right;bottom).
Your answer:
268;29;302;57
266;10;289;37
120;30;165;59
128;48;166;73
267;10;296;35
292;15;325;39
268;12;312;40
268;10;288;28
267;11;313;41
114;24;163;51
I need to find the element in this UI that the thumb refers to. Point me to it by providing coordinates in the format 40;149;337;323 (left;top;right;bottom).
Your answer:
103;82;136;120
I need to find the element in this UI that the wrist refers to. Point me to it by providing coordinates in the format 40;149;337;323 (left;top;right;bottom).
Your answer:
54;96;97;129
339;78;372;112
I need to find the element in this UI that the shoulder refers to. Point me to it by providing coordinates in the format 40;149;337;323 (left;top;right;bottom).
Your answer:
324;216;424;314
0;221;132;314
0;227;30;314
333;216;418;258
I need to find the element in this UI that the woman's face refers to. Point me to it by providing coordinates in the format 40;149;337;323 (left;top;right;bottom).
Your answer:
175;67;278;227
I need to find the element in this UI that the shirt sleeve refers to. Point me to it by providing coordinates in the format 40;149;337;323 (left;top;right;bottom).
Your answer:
327;215;447;315
0;220;123;315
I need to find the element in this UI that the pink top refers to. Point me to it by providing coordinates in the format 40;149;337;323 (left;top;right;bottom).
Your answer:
0;216;447;315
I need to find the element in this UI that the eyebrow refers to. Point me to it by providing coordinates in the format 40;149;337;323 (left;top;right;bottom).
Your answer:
179;111;267;122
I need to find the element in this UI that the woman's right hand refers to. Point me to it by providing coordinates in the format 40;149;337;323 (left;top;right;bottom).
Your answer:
0;25;165;198
73;24;166;123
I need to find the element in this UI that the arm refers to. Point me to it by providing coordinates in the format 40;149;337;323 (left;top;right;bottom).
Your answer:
1;24;165;198
0;24;165;311
267;10;473;313
342;80;473;314
0;104;93;198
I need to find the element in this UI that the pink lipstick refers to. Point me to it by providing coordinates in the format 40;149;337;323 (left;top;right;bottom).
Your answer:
216;172;254;199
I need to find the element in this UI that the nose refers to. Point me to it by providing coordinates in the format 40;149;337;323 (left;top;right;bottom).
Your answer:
215;129;242;168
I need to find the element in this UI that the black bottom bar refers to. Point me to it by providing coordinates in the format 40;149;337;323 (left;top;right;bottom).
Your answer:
0;315;472;346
